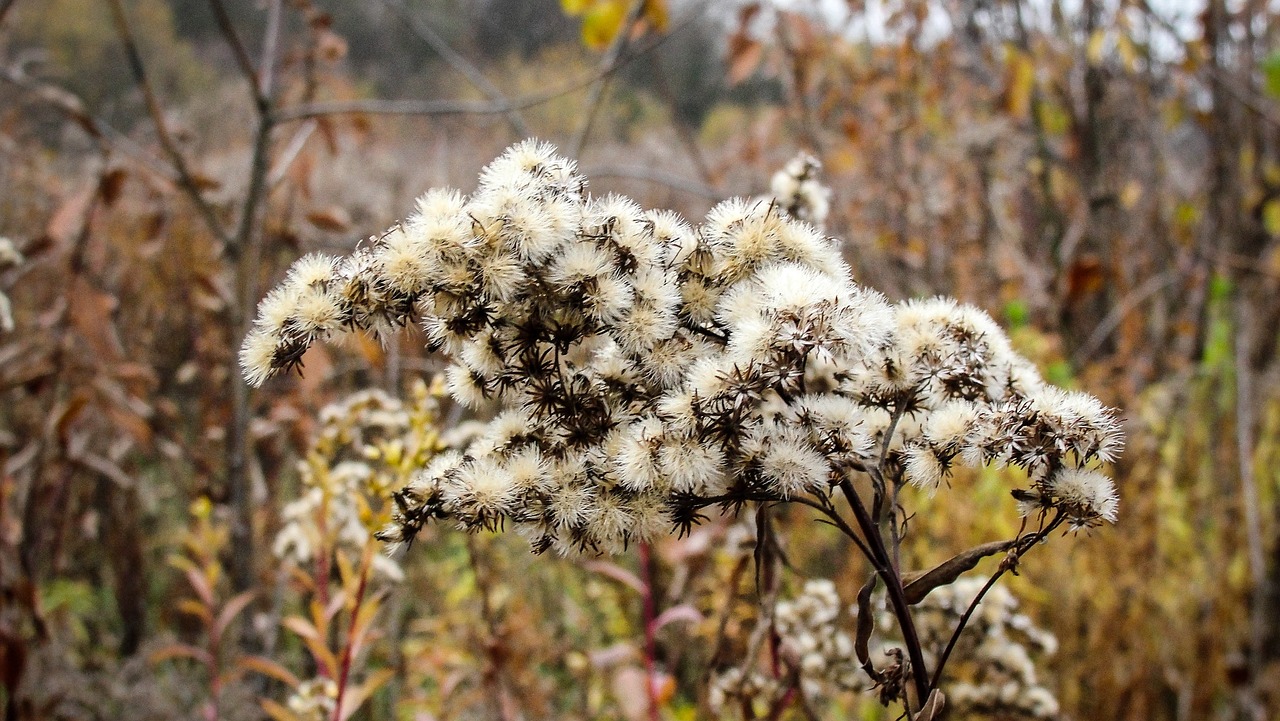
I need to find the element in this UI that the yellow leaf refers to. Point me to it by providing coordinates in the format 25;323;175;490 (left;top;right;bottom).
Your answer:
1005;45;1036;120
643;0;669;32
1263;199;1280;236
561;0;594;14
582;0;626;50
1086;29;1107;66
1117;34;1138;72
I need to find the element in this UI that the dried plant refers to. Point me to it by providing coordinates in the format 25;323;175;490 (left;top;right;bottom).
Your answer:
264;379;451;721
242;141;1122;716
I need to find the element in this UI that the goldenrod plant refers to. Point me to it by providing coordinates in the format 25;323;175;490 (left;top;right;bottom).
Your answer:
244;141;1122;718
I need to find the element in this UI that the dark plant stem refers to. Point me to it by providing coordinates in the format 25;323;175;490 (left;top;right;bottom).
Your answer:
838;478;931;707
928;511;1065;690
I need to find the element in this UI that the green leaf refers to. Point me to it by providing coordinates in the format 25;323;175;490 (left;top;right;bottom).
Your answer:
1004;299;1030;329
1262;52;1280;98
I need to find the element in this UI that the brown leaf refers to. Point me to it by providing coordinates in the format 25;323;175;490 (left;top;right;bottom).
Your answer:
854;572;880;679
98;168;128;207
901;539;1017;605
68;277;124;362
46;187;95;246
52;391;91;447
305;207;351;233
188;172;222;192
1065;256;1105;305
727;36;764;85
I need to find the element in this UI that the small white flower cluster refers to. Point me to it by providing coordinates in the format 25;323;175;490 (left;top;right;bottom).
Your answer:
284;677;338;721
0;236;23;333
273;388;425;581
242;141;1122;554
907;576;1060;719
769;154;831;229
709;579;869;712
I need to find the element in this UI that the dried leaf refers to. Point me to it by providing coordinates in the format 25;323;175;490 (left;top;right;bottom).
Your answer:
237;655;302;688
149;643;213;666
854;572;879;678
46;187;94;246
68;278;124;362
650;604;703;632
98;168;128;207
901;539;1016;605
176;599;211;627
727;36;764;85
305;207;351;233
184;567;216;607
213;591;256;639
283;615;337;676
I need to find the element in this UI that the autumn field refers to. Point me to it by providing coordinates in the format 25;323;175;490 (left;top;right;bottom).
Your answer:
1;1;1278;720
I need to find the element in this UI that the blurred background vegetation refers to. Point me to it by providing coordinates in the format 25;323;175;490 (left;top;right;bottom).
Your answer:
1;0;1278;719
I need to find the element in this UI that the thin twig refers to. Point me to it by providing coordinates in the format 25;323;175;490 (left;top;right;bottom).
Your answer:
787;494;875;562
646;52;718;190
0;63;177;181
268;120;317;188
105;0;229;245
380;0;530;137
571;0;648;157
928;512;1065;690
583;164;722;200
207;0;263;100
276;2;710;125
259;0;282;97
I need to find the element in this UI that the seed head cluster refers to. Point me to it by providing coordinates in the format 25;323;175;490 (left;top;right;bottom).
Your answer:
242;141;1123;555
907;577;1061;718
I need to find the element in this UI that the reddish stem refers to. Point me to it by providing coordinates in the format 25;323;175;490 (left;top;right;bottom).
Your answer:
331;543;374;721
639;542;661;721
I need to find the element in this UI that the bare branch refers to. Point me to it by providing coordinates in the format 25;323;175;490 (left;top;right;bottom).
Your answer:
0;62;177;181
259;0;282;98
275;3;710;125
105;0;229;244
207;0;263;102
380;0;530;137
582;164;722;200
570;0;649;157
